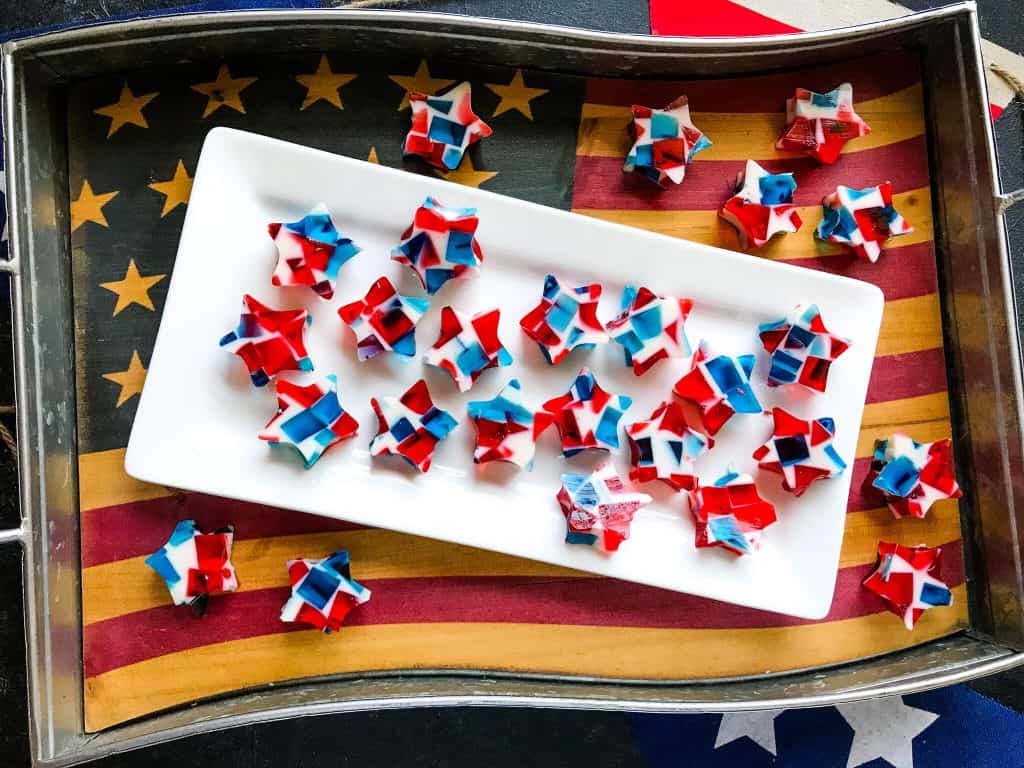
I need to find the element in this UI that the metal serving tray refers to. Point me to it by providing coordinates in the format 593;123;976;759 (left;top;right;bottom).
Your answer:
1;5;1022;765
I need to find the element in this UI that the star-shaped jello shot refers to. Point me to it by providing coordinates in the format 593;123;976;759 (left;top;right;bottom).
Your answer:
519;274;608;365
752;407;846;496
466;379;552;471
423;306;513;392
369;379;458;473
268;203;360;300
542;368;632;458
219;294;313;387
258;375;359;469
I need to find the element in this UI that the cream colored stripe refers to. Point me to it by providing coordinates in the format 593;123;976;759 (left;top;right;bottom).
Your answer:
83;529;582;625
572;187;934;260
876;294;943;357
84;594;968;732
578;84;925;160
856;414;951;456
79;449;173;511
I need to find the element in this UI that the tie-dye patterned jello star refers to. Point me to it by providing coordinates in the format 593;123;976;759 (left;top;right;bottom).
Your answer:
816;183;913;262
758;304;850;392
403;82;493;170
868;434;961;519
688;467;777;556
145;520;239;616
219;294;313;387
672;341;761;436
718;160;803;249
752;407;846;496
369;379;458;473
625;400;712;492
776;82;870;163
862;541;953;629
280;550;371;634
268;203;361;300
337;276;430;361
542;368;632;457
391;196;484;295
424;306;513;392
624;95;711;187
467;379;552;470
557;462;653;553
519;274;608;365
258;375;360;469
607;285;694;376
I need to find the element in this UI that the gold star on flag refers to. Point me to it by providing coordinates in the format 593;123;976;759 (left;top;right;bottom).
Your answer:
388;60;455;110
149;160;193;217
434;155;498;189
99;260;166;316
70;180;119;232
485;70;548;120
102;350;147;407
93;83;159;137
295;55;357;110
191;64;258;118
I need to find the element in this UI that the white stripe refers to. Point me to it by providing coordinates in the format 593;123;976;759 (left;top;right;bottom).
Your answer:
736;0;1023;109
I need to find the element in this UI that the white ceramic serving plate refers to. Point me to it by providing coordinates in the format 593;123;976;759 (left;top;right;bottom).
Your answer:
126;127;884;619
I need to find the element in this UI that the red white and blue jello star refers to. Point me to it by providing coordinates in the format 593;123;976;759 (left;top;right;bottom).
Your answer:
758;304;850;393
519;275;608;365
258;375;359;469
268;203;361;300
403;81;493;170
280;550;371;634
862;541;953;629
543;368;632;458
688;467;777;556
607;285;694;376
557;462;652;553
626;400;712;492
145;520;239;616
816;183;913;262
220;294;313;387
467;379;553;470
776;82;870;163
718;160;803;249
337;276;430;361
370;379;458;473
672;341;761;436
752;407;846;496
391;196;484;295
624;95;711;187
424;306;513;392
868;434;962;519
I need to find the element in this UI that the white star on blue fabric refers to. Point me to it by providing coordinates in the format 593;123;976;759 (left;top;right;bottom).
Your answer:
714;709;786;756
837;697;940;768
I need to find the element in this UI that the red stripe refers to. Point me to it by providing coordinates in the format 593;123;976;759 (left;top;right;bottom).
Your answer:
991;104;1005;122
82;493;366;568
571;137;929;211
848;457;881;514
865;348;949;405
650;0;800;37
83;542;964;678
584;51;920;110
777;241;939;303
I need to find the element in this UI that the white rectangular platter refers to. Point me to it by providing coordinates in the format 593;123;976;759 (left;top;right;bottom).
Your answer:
126;127;884;620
